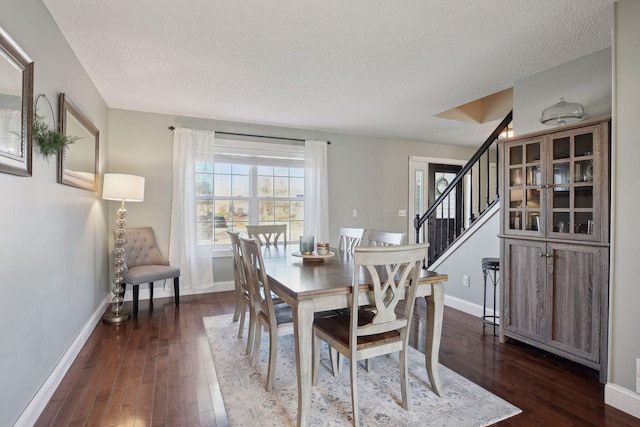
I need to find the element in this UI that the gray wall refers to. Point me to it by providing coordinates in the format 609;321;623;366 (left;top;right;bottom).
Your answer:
432;208;500;315
514;47;612;135
0;0;110;424
611;0;640;395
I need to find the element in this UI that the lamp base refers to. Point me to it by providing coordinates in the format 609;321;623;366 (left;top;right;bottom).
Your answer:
102;310;130;323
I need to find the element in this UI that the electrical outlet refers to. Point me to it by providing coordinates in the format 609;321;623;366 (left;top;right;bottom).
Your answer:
636;358;640;393
463;275;470;287
399;209;407;217
352;209;358;217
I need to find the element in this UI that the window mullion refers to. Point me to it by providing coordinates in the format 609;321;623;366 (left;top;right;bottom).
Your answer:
249;165;259;224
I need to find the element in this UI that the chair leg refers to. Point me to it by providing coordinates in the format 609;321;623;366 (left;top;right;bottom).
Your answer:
400;348;410;411
237;298;247;338
149;282;153;301
252;320;262;367
265;329;277;392
173;277;180;305
132;285;139;318
246;308;256;355
350;354;359;426
364;358;372;372
121;283;128;314
232;268;241;322
330;346;341;376
233;290;242;323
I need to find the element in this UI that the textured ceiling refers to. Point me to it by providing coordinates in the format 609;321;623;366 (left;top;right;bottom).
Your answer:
41;0;614;146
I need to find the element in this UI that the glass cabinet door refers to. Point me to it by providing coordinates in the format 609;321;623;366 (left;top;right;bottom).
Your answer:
548;126;599;240
502;120;607;243
506;137;544;235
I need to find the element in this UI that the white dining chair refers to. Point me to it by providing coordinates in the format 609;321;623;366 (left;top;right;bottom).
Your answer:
366;229;405;246
246;224;287;247
338;226;366;253
239;235;294;391
312;243;428;426
228;230;256;355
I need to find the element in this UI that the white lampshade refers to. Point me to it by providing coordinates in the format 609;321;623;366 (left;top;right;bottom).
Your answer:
102;173;145;202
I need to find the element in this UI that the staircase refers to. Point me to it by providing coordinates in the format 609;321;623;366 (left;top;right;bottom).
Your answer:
414;111;512;267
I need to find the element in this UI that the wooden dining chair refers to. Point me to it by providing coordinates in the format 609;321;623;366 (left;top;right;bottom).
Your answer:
312;243;428;426
338;226;366;253
239;235;294;391
366;229;405;246
246;224;287;247
228;230;256;355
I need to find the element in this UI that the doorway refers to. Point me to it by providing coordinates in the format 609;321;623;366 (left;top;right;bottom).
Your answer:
427;163;463;264
408;156;466;246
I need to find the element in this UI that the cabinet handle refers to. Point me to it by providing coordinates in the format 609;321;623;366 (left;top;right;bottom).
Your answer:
539;252;545;257
538;252;553;258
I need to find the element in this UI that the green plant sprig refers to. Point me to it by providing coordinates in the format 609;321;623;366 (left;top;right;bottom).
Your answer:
33;114;79;160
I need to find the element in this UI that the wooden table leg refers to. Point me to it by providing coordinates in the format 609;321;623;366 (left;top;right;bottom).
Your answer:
425;282;444;396
293;299;314;427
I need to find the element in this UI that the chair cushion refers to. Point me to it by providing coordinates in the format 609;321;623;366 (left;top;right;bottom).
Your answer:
124;265;180;285
314;311;401;349
123;227;169;268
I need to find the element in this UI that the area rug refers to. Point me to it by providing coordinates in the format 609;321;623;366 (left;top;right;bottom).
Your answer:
204;314;520;426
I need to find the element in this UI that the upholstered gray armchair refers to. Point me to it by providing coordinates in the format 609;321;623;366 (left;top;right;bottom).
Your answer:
121;227;180;317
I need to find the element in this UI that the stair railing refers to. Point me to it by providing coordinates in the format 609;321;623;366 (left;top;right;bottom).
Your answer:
414;111;512;267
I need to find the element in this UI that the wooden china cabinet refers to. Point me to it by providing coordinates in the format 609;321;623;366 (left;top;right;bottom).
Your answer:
499;117;610;382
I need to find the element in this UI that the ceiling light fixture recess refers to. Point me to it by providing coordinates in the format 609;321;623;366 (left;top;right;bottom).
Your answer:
540;98;586;126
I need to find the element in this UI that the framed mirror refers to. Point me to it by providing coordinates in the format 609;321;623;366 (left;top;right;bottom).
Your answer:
0;25;33;176
58;93;99;191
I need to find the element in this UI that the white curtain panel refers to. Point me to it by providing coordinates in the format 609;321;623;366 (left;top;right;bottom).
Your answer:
169;127;216;290
303;140;329;242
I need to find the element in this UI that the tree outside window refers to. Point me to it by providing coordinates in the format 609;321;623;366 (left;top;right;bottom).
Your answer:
195;160;304;245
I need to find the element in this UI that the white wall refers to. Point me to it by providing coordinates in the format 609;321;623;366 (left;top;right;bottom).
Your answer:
109;49;615;311
0;0;110;424
609;0;640;400
108;108;476;297
514;47;612;135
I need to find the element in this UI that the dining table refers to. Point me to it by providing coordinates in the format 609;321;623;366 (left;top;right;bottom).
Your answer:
260;244;448;427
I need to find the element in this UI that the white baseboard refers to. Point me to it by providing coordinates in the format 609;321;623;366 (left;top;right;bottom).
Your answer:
14;296;110;427
447;297;639;421
448;294;640;421
15;282;235;426
445;294;499;319
177;281;234;294
20;287;636;425
605;383;640;419
122;280;235;301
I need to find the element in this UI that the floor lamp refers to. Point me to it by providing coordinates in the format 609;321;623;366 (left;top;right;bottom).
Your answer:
102;173;145;323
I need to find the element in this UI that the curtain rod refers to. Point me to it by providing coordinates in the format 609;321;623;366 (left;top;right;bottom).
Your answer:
168;126;331;144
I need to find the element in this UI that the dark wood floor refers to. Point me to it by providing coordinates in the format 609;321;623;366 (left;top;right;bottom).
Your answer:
35;292;639;426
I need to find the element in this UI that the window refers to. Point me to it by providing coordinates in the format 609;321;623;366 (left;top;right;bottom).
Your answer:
434;171;457;219
194;139;304;245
